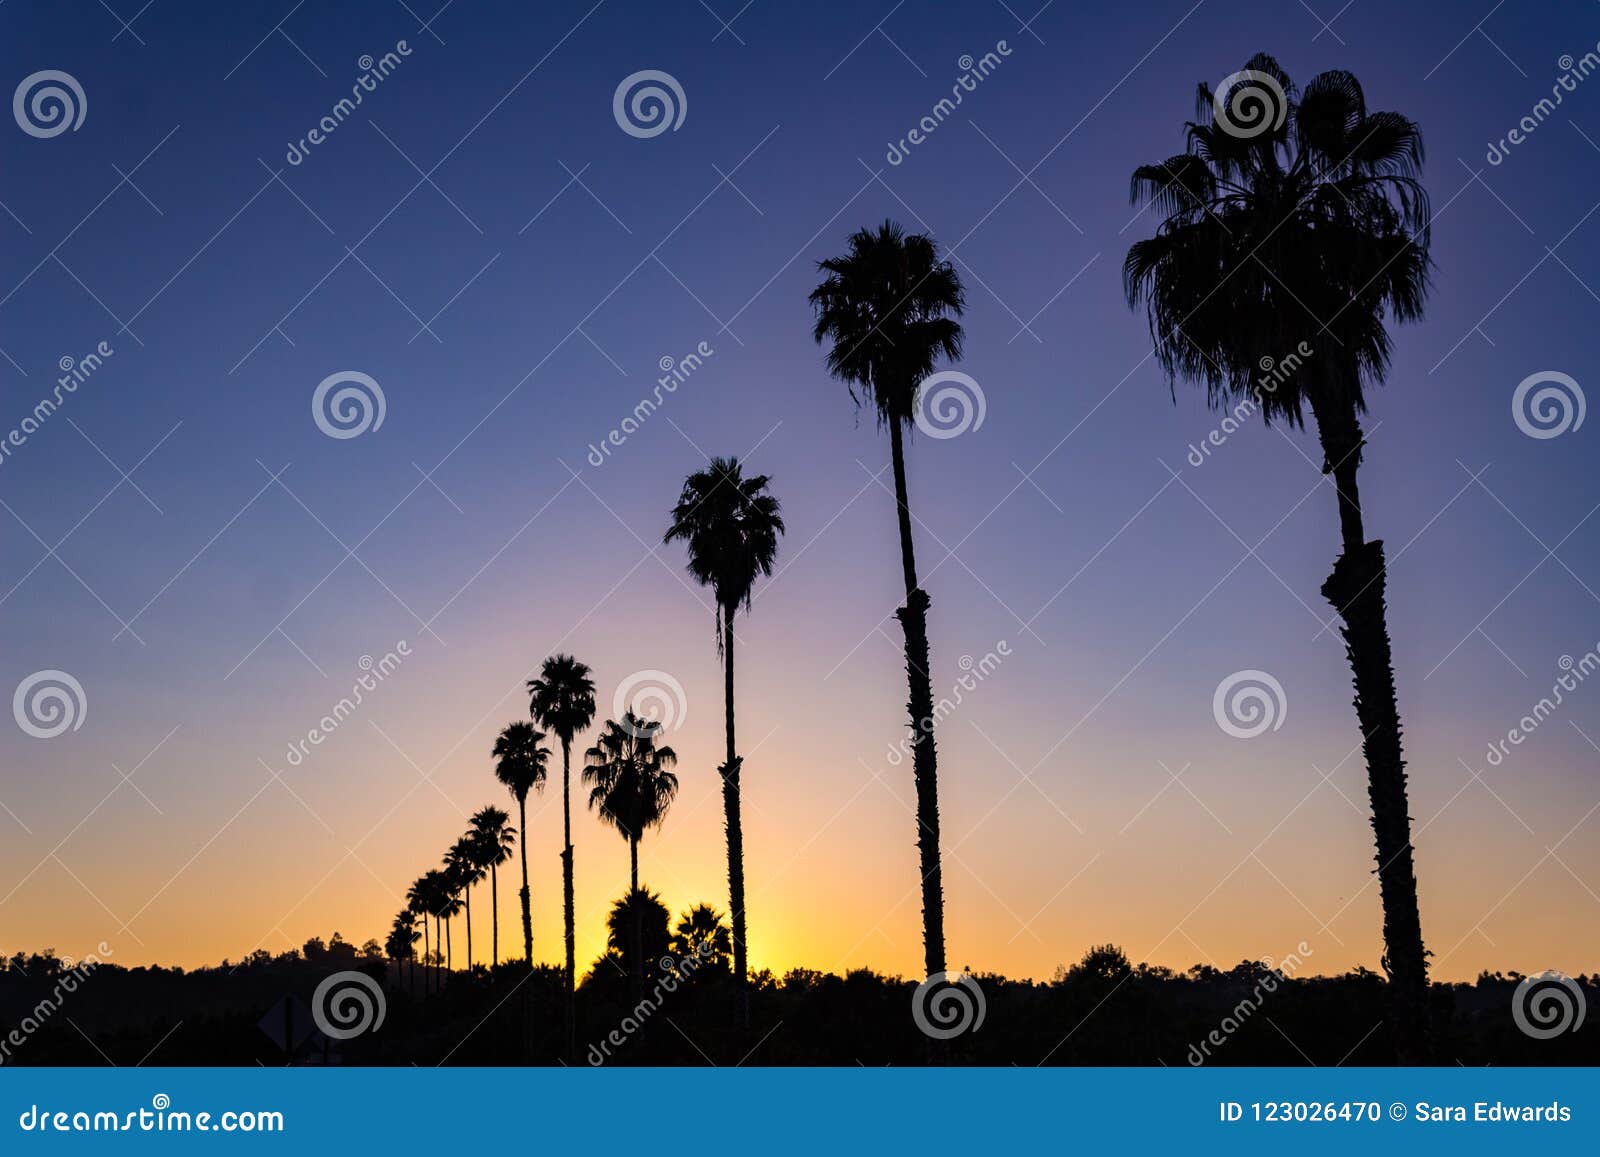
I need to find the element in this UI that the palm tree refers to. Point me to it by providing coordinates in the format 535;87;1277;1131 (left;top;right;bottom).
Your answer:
434;862;463;978
528;654;596;1052
585;710;679;993
447;837;483;972
418;869;451;990
470;806;516;968
664;457;783;1023
671;903;732;972
388;910;419;991
1125;54;1433;1062
810;220;964;983
405;877;432;994
492;721;549;969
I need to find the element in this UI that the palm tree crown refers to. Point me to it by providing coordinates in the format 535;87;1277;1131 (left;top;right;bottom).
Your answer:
1123;54;1430;429
528;655;597;745
583;712;679;847
492;721;550;805
809;219;965;428
664;456;784;629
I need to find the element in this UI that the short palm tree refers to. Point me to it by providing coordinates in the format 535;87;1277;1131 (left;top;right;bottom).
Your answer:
664;456;784;1023
492;721;549;969
585;710;679;993
388;910;419;991
470;806;516;967
671;903;732;972
528;654;596;1051
1125;54;1433;1061
810;219;964;983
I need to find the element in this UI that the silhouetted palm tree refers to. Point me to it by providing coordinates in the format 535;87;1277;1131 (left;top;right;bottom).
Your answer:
585;710;679;994
470;806;516;967
664;456;784;1024
528;654;596;1053
435;863;463;977
388;910;419;991
1125;54;1433;1062
810;219;965;982
671;903;732;973
604;888;671;982
405;877;432;994
447;836;483;972
492;721;549;969
418;869;451;989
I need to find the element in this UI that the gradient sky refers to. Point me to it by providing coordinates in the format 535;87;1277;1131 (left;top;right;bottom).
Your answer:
2;0;1598;984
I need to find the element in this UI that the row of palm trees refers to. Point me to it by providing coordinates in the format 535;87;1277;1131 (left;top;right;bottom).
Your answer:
385;52;1436;1062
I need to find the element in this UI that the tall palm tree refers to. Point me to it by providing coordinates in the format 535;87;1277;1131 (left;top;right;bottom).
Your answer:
447;837;483;972
1125;54;1433;1062
664;457;784;1024
810;220;964;983
435;863;463;978
418;869;451;991
528;654;596;1052
405;877;432;994
470;806;516;968
584;710;679;993
492;721;549;969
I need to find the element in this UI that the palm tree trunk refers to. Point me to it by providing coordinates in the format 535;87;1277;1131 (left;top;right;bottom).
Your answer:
422;917;430;996
464;886;473;972
629;836;643;1000
1314;396;1430;1065
561;736;577;1058
445;914;452;979
491;863;499;967
434;916;441;992
517;797;533;969
888;417;947;981
722;611;751;1029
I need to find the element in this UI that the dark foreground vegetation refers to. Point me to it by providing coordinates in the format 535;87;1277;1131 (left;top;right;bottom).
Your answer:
3;940;1594;1067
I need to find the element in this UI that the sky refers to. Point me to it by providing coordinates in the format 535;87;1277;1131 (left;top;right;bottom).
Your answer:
2;0;1598;985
